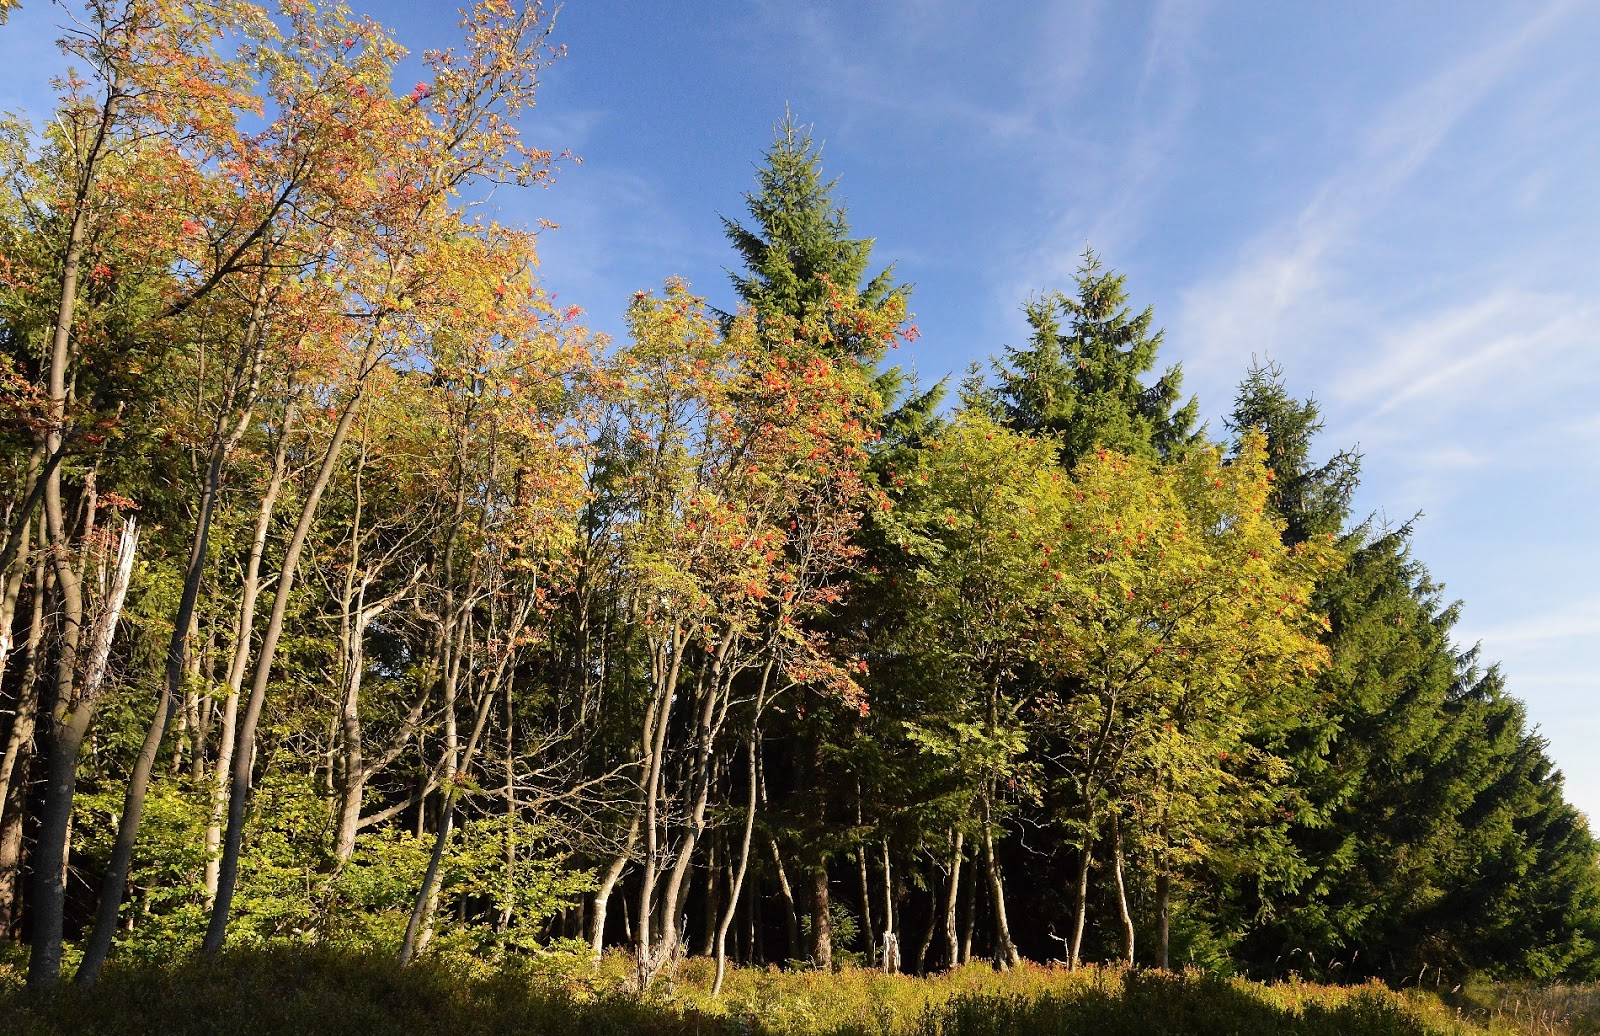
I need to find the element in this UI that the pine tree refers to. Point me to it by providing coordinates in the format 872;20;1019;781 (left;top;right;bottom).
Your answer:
994;249;1201;465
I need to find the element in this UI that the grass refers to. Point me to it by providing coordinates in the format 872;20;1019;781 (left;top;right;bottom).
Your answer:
0;945;1586;1035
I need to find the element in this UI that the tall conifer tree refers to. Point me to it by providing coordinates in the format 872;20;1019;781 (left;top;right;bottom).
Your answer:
719;110;911;970
722;109;899;327
994;249;1201;465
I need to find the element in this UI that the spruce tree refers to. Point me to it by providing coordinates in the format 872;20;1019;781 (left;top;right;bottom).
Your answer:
720;110;911;970
994;249;1201;465
1226;359;1360;546
721;109;899;327
1214;365;1600;982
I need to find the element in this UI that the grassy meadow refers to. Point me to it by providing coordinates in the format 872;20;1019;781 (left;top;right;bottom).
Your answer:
3;948;1598;1036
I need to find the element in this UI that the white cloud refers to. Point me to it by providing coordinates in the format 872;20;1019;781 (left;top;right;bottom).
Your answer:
1336;291;1592;426
1463;596;1600;649
1174;1;1580;403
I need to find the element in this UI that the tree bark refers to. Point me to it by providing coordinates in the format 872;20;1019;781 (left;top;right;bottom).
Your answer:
713;731;760;996
880;840;899;973
27;519;137;990
770;837;800;961
589;811;639;958
959;847;976;965
1069;839;1093;970
914;866;939;975
203;403;294;901
79;344;264;983
0;544;48;937
943;829;964;970
981;794;1020;968
398;683;498;965
809;864;833;969
1156;870;1171;970
1112;813;1135;968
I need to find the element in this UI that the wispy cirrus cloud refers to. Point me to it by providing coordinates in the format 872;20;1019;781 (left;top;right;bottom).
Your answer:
1174;0;1582;405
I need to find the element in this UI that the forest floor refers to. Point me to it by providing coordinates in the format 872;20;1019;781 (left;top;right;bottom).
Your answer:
0;946;1596;1035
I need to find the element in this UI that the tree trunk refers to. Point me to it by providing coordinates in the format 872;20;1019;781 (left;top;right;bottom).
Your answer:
981;795;1020;968
80;371;259;983
27;519;137;990
809;865;833;969
857;845;875;968
914;867;939;975
713;734;759;996
0;547;48;937
943;829;964;969
770;837;799;961
589;812;639;958
398;686;497;965
204;388;363;954
1156;871;1171;970
496;682;515;934
1069;840;1093;970
1112;813;1135;968
697;832;721;958
635;633;686;972
880;840;899;973
650;642;736;967
959;849;976;965
204;402;294;901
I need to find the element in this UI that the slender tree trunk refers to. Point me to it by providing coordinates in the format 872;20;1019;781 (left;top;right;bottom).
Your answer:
0;460;37;686
1156;871;1171;970
959;851;976;965
652;642;736;966
496;681;515;934
398;686;497;965
634;632;685;975
943;829;964;969
205;403;294;901
204;389;364;954
914;866;939;975
770;838;799;961
1112;813;1135;968
416;608;468;958
589;812;639;958
805;721;831;969
809;867;834;969
880;840;899;973
858;845;875;968
713;732;759;996
80;369;260;983
697;832;721;958
0;547;47;936
981;794;1020;968
1069;840;1093;970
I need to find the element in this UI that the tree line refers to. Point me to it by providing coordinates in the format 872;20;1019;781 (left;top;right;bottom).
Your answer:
1;0;1595;995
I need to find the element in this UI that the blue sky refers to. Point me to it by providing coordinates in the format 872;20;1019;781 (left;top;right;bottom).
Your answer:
5;2;1598;820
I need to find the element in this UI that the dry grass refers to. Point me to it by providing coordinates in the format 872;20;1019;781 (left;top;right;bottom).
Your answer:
0;944;1590;1035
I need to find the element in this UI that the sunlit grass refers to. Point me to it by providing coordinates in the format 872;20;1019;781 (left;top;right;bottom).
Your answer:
0;944;1590;1035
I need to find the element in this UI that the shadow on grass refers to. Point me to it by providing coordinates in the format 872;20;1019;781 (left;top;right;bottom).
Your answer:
0;947;1473;1036
927;970;1458;1036
0;947;729;1036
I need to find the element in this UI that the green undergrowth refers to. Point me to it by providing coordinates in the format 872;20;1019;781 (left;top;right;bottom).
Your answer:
0;946;1560;1035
